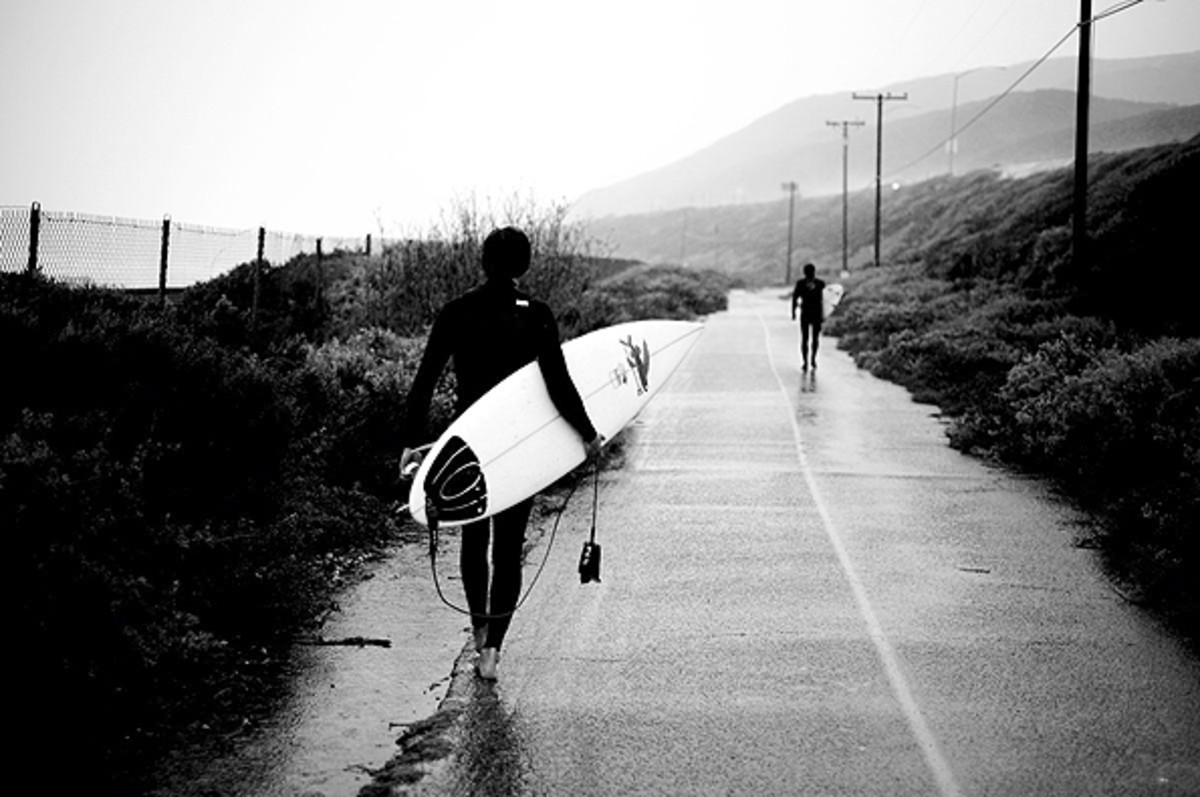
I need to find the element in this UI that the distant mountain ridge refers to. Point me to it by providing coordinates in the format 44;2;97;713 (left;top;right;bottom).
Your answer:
571;51;1200;218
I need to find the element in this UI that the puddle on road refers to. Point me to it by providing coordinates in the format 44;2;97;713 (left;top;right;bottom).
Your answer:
153;541;468;797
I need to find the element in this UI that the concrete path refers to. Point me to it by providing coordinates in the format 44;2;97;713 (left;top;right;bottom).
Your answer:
151;541;468;796
418;289;1200;796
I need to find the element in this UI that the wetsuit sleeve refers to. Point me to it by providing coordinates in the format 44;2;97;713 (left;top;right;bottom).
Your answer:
402;308;454;446
791;281;801;318
534;305;598;443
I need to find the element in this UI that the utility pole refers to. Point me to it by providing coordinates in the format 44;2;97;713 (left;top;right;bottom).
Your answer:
781;181;798;284
853;91;907;268
826;120;864;278
948;66;1006;176
1072;0;1092;279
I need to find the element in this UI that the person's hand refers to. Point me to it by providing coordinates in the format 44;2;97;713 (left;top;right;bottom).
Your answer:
399;447;424;481
585;435;606;463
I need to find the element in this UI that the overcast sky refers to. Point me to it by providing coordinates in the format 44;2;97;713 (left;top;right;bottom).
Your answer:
2;0;1197;236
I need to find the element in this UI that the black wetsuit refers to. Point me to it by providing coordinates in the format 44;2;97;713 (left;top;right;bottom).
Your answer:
404;278;597;650
792;277;826;368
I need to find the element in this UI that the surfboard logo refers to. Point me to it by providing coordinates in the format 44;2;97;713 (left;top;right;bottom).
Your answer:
620;336;651;395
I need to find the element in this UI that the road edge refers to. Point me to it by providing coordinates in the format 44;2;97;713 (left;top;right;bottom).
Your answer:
359;637;478;796
358;453;628;796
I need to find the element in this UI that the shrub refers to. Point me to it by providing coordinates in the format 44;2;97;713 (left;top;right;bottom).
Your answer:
2;273;399;785
588;265;729;328
1002;338;1199;500
303;327;456;492
324;197;603;339
174;253;339;349
870;324;1021;413
996;337;1200;616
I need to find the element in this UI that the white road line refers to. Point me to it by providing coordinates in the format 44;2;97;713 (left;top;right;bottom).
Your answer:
758;313;964;797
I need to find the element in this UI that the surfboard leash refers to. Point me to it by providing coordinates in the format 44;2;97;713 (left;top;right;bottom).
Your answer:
578;460;602;583
425;458;599;621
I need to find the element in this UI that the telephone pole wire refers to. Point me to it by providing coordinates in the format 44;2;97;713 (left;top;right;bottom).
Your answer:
853;92;907;268
827;120;865;278
781;181;798;284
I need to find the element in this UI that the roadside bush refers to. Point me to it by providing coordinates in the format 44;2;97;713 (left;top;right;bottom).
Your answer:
1001;337;1198;504
995;337;1200;616
585;265;730;329
2;273;398;786
324;197;602;339
304;327;456;492
175;253;340;350
869;324;1021;413
827;265;959;355
1083;140;1200;337
330;240;477;337
948;314;1118;453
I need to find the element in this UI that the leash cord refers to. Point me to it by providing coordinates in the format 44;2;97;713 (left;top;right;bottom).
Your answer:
589;456;600;545
428;460;596;620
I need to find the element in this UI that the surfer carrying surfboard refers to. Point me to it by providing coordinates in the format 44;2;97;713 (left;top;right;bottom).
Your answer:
399;226;602;680
791;263;826;371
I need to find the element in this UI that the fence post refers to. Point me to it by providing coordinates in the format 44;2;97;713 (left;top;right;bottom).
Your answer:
158;214;171;306
27;201;41;275
253;226;265;329
366;233;372;257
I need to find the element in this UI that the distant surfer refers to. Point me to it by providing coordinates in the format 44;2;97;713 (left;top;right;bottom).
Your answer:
791;263;826;371
399;226;602;681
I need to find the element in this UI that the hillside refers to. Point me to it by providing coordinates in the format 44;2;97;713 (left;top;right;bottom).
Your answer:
572;51;1200;218
583;127;1200;286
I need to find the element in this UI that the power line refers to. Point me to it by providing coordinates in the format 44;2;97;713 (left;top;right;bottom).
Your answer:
945;0;991;62
887;0;1148;181
1093;0;1144;22
887;26;1075;179
946;0;1020;72
895;0;935;62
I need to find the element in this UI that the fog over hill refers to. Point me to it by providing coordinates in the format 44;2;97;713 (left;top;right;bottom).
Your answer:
571;51;1200;219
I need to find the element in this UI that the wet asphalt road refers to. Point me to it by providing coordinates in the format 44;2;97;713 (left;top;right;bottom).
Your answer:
433;290;1200;796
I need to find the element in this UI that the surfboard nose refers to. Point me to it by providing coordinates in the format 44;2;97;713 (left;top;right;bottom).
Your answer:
424;435;488;523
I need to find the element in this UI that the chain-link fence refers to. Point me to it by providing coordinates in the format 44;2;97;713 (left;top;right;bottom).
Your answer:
1;202;375;291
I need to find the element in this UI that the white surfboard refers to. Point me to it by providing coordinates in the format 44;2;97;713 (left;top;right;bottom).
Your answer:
408;319;703;527
822;283;845;320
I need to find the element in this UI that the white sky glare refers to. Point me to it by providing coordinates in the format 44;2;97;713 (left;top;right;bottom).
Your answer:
2;0;1198;236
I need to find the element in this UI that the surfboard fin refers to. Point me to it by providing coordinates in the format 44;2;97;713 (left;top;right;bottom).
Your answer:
425;435;488;523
